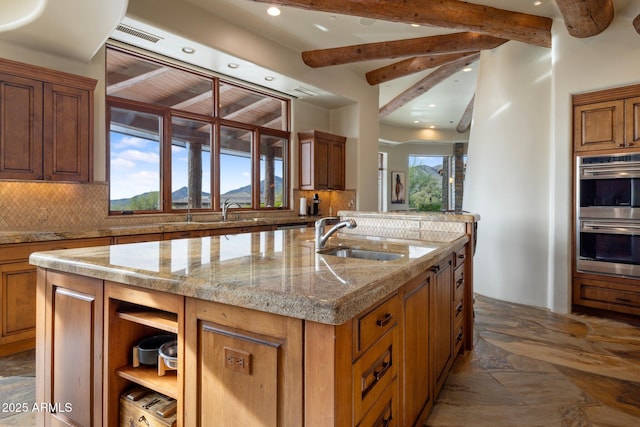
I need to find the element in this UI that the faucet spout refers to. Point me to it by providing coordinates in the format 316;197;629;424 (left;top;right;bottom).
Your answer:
315;217;357;250
222;199;242;221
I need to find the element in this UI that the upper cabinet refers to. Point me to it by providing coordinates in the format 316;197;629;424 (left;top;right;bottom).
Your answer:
298;130;346;190
573;85;640;153
0;58;96;182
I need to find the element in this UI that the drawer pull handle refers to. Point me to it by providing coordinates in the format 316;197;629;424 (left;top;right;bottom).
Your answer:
456;330;464;344
379;414;393;427
374;360;391;382
376;313;393;327
455;302;463;316
456;277;464;287
458;253;465;260
615;297;632;303
430;265;440;273
363;359;392;397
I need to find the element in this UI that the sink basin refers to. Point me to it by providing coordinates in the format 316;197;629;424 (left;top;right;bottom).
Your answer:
319;247;403;261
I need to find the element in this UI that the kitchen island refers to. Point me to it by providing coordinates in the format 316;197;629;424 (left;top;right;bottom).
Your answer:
30;213;476;426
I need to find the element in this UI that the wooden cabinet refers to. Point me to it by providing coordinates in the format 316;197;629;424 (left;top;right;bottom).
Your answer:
573;276;640;316
402;271;432;426
0;58;96;182
298;130;346;190
431;257;453;397
453;247;466;357
573;85;640;153
104;282;184;427
0;237;110;356
36;269;103;426
184;297;303;427
574;100;624;152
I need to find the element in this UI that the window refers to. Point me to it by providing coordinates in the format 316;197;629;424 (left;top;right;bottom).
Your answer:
106;46;290;214
408;154;467;212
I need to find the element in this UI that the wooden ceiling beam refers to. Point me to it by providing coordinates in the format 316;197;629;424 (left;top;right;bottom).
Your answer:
555;0;614;38
456;94;475;134
366;52;480;85
379;52;480;118
302;32;505;68
250;0;552;47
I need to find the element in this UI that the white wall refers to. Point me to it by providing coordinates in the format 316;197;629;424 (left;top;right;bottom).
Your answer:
464;42;552;308
465;9;640;313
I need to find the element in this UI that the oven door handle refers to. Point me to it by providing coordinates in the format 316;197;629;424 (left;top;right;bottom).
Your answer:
581;165;640;178
582;221;640;233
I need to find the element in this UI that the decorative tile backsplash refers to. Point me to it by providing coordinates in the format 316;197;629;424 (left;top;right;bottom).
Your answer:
0;181;109;231
0;182;359;232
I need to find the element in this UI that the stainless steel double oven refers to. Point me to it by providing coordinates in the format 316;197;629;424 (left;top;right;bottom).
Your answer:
576;153;640;278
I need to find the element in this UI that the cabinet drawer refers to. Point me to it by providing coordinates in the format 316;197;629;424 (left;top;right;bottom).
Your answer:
453;322;464;356
354;294;400;356
574;277;640;314
454;248;466;270
353;328;398;422
356;378;398;427
454;266;464;295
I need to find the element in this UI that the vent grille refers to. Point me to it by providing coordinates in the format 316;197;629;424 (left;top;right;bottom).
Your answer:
115;24;163;43
294;87;320;97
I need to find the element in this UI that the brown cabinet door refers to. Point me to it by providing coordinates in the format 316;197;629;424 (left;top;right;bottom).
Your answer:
38;270;103;427
43;83;91;182
0;73;43;180
185;298;303;426
0;261;36;349
574;100;624;152
431;259;453;397
402;274;431;426
329;140;345;190
625;96;640;149
314;137;330;189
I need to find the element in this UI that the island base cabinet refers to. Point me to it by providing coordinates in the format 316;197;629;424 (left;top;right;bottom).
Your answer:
36;269;103;427
184;298;303;427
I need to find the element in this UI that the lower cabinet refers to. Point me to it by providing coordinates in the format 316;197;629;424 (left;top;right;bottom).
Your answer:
0;238;110;356
36;269;104;427
431;258;453;397
35;243;470;426
573;276;640;316
184;297;303;427
402;271;432;426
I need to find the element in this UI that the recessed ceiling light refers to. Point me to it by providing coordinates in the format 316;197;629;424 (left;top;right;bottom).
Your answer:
411;24;420;28
463;67;473;72
264;76;275;81
429;125;436;129
533;1;543;6
181;47;195;54
413;120;420;124
314;24;329;32
429;104;436;108
267;6;281;16
358;17;376;26
228;63;239;69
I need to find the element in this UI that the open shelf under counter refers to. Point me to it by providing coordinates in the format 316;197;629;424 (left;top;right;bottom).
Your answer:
116;364;178;400
117;309;178;334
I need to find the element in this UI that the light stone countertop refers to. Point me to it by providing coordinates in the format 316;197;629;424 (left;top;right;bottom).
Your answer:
29;228;468;325
0;215;314;245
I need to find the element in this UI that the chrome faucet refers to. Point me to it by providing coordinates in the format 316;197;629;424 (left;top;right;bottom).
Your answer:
315;217;357;250
222;199;241;221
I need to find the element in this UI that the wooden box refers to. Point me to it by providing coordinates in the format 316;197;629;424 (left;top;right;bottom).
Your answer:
120;388;177;427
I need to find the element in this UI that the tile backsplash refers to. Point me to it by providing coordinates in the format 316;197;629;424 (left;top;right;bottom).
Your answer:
0;181;358;231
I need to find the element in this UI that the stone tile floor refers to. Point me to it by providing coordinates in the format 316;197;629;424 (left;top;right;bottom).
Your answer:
1;295;640;426
426;295;640;426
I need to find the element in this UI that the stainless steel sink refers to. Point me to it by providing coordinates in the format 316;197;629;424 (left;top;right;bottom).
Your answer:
319;247;403;261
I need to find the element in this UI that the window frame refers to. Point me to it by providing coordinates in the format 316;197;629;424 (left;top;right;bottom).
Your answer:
106;47;291;216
